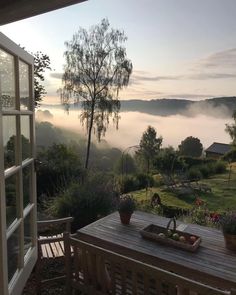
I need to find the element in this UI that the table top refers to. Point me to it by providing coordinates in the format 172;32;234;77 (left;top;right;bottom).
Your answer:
77;211;236;290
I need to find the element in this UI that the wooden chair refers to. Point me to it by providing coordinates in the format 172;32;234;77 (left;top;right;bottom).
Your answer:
64;233;236;295
36;217;73;294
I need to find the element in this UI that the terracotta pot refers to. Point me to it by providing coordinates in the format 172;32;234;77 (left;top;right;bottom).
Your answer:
223;232;236;251
119;212;132;225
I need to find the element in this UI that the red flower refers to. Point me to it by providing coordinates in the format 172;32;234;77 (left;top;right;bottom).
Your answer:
195;197;204;206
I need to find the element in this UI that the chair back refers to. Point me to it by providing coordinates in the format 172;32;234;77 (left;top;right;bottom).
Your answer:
65;234;233;295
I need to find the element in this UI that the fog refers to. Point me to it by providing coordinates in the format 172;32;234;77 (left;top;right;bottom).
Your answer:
37;108;232;150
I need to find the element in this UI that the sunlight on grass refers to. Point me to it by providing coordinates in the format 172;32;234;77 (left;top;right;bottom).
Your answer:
132;164;236;213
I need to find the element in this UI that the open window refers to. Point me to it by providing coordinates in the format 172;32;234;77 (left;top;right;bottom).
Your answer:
0;32;37;295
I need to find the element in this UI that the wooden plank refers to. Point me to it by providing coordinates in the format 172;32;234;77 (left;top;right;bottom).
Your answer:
69;237;229;295
77;211;236;291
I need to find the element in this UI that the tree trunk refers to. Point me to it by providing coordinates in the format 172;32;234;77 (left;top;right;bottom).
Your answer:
85;102;95;169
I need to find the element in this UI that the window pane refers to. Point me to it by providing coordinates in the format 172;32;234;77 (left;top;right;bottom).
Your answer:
23;164;32;207
5;174;18;227
3;116;16;169
7;228;20;283
19;60;30;110
24;212;33;256
0;49;15;110
21;116;31;160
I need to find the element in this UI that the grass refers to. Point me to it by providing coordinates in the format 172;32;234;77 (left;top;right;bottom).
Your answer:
132;188;192;210
132;163;236;213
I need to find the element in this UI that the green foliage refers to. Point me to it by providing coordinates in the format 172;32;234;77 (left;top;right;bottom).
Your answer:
121;175;139;193
187;161;227;180
179;156;215;168
136;126;162;173
47;172;116;229
118;194;136;214
187;168;202;181
214;161;227;174
198;164;211;178
223;148;236;162
37;143;83;198
120;174;154;193
225;110;236;145
154;147;185;174
178;136;203;157
136;173;154;188
114;154;137;174
33;52;51;107
62;18;132;168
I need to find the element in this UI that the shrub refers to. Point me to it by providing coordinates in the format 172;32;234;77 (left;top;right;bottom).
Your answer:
122;175;139;193
120;174;155;193
136;173;154;189
214;161;227;174
47;172;117;230
187;168;202;181
198;164;211;178
180;156;216;168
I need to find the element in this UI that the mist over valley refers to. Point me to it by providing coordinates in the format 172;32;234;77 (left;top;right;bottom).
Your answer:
37;96;234;150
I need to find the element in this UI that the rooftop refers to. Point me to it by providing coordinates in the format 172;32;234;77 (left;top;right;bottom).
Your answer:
205;142;231;155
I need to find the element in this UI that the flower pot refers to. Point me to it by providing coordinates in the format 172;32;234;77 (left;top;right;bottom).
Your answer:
119;212;132;225
223;232;236;251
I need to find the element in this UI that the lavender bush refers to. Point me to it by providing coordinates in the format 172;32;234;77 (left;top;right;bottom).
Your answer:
118;194;136;214
220;212;236;235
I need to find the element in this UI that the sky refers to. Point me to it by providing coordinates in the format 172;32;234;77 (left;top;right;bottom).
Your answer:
1;0;236;104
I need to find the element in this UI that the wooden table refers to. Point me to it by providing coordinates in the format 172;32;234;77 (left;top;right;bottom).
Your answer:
77;211;236;291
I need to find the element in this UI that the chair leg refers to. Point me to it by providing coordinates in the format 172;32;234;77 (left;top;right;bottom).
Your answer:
35;259;42;295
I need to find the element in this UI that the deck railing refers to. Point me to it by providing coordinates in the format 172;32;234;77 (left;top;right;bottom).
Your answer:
64;233;236;295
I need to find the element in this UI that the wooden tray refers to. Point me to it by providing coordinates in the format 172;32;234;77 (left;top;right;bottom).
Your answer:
140;218;201;252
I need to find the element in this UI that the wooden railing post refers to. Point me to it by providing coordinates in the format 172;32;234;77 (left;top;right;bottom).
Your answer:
64;232;72;295
63;232;72;295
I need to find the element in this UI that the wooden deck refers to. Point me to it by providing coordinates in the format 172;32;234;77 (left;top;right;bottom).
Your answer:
77;211;236;292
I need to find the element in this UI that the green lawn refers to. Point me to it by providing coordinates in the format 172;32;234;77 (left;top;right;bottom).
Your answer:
132;164;236;213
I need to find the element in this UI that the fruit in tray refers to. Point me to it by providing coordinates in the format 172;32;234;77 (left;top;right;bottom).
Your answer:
190;235;197;244
166;229;172;238
172;233;180;241
179;235;186;243
158;233;166;238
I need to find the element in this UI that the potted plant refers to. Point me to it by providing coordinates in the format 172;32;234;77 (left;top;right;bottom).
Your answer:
220;212;236;251
118;194;136;225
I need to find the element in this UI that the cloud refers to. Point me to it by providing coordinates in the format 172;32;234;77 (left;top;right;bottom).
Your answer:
132;73;182;83
197;48;236;69
166;93;215;100
188;72;236;80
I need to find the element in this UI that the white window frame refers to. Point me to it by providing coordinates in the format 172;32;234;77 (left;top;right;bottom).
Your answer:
0;32;37;295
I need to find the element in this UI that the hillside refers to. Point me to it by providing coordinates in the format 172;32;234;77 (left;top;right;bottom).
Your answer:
41;96;236;118
120;96;236;117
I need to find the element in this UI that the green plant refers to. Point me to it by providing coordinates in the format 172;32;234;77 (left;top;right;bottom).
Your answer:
118;194;136;214
187;167;202;181
46;172;117;230
220;212;236;235
214;161;227;174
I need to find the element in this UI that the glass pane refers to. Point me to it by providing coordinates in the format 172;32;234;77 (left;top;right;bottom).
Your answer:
3;116;17;169
0;49;15;110
21;116;31;160
19;60;30;110
24;212;33;256
5;174;18;227
23;164;32;207
7;228;20;283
